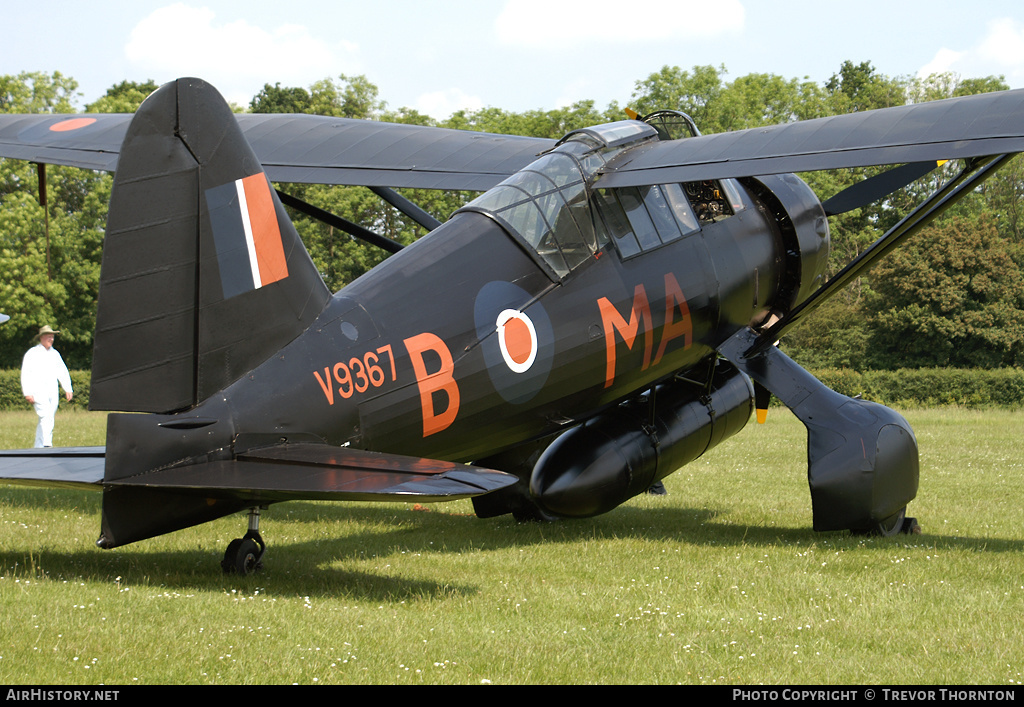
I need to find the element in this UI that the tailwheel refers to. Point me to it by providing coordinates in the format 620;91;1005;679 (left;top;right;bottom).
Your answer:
221;507;267;574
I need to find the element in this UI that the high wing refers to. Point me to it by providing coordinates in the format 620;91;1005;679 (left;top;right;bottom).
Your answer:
5;89;1024;194
595;88;1024;187
242;114;555;190
0;112;556;191
0;114;126;171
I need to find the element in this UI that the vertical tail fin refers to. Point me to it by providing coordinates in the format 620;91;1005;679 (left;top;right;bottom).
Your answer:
90;78;330;413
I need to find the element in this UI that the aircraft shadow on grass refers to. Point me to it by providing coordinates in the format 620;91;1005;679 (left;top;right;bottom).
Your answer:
2;487;1020;598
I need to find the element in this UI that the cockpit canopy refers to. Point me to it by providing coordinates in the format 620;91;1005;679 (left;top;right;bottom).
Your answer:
458;113;743;279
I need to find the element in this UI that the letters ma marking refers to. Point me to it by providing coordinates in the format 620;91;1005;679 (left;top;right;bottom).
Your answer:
598;272;692;388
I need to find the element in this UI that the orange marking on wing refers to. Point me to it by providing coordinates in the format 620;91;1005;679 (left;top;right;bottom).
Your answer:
49;117;97;132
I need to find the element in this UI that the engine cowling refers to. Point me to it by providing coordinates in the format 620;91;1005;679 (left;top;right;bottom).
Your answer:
530;362;754;518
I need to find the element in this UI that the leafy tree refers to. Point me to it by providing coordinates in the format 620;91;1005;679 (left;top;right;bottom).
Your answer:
251;75;385;119
2;64;1022;376
311;75;384;119
381;106;437;127
629;64;728;132
0;72;103;367
906;72;1009;104
978;154;1024;247
443;100;618;139
251;83;313;114
0;75;147;367
864;217;1024;369
85;80;159;113
782;292;871;370
825;60;906;112
716;73;830;131
0;71;79;113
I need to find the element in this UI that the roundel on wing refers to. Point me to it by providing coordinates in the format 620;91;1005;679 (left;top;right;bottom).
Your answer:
18;116;111;153
48;117;98;133
474;281;553;404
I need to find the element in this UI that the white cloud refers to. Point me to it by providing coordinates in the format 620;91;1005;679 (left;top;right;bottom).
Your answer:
977;18;1024;67
123;3;358;105
918;48;967;79
414;88;485;120
495;0;745;47
917;18;1024;85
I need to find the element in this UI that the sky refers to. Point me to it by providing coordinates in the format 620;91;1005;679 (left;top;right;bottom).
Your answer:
4;0;1024;119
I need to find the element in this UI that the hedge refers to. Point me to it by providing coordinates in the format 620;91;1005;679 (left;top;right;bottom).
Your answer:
0;369;92;411
811;367;1024;408
1;367;1022;412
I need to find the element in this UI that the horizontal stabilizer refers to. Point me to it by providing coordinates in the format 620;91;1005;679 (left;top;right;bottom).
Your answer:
96;441;517;548
106;442;517;504
0;447;105;489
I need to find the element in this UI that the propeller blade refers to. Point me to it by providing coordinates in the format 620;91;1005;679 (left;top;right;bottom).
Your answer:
754;380;771;424
822;160;945;216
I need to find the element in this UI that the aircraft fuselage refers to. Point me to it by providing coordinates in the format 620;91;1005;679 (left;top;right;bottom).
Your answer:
219;167;828;468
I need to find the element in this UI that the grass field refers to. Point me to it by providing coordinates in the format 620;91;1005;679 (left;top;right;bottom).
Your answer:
0;407;1022;685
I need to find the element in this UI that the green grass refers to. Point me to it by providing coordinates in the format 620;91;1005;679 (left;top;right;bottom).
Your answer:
1;408;1022;684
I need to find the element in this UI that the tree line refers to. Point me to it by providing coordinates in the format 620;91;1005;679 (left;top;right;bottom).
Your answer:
0;62;1022;372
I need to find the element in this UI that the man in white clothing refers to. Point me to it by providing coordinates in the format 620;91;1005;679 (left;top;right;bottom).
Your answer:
21;325;73;448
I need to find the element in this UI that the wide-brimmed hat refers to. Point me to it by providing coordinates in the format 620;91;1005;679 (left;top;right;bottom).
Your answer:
35;325;60;339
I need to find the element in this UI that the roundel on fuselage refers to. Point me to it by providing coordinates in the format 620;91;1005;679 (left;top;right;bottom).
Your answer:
496;309;538;373
474;281;553;404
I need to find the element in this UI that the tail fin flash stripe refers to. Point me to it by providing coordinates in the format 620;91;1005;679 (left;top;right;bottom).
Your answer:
241;173;289;288
236;177;264;289
206;173;289;300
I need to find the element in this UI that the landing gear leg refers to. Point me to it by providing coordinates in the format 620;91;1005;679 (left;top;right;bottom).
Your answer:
221;507;267;575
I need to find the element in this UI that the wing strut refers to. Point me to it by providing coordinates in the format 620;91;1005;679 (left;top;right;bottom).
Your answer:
821;161;945;217
276;189;405;254
748;153;1016;356
370;186;443;231
34;162;52;280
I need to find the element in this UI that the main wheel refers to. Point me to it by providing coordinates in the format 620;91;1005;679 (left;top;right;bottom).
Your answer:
234;538;263;575
221;539;243;573
221;537;263;574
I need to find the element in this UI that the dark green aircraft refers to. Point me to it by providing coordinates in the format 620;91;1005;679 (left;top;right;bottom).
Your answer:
1;78;1022;573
